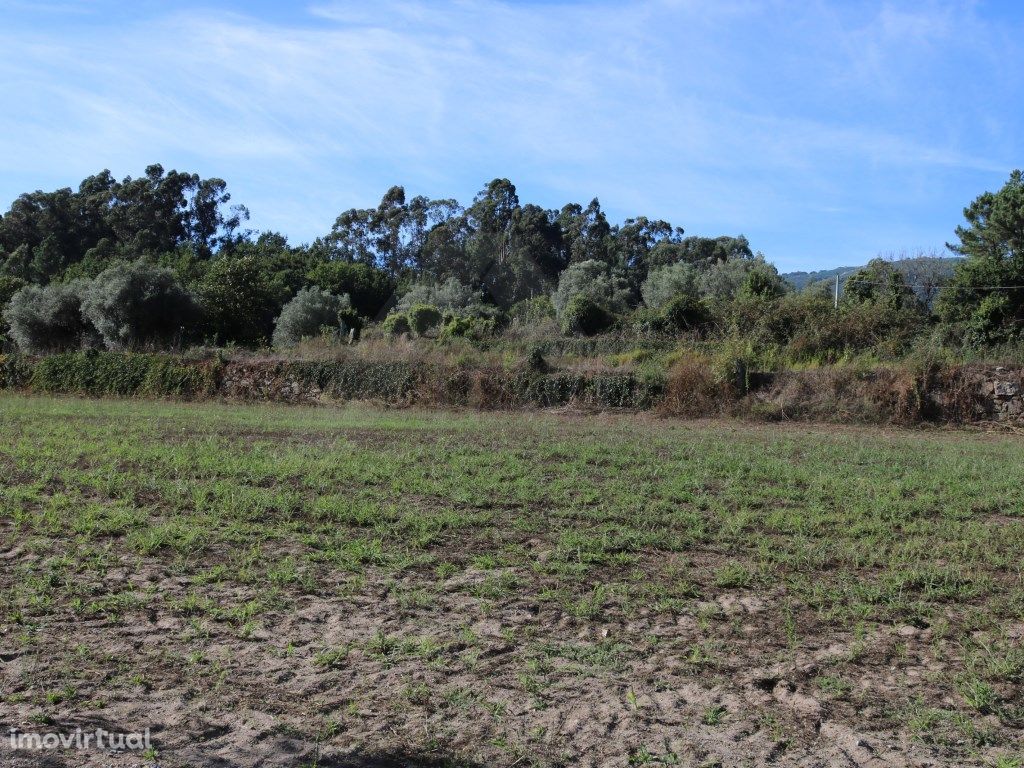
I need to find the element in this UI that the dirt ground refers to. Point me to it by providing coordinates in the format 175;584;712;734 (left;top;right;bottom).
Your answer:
1;398;1021;767
1;539;1009;768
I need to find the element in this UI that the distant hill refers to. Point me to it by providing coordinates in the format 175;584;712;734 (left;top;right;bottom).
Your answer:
783;265;861;291
782;256;963;293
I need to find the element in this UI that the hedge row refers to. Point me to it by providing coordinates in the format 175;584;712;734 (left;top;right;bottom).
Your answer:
224;359;663;409
1;352;219;399
2;352;1001;423
0;352;663;410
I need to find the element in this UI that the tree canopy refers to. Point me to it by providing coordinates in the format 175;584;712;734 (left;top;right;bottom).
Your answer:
0;165;248;285
2;163;1019;359
938;170;1024;343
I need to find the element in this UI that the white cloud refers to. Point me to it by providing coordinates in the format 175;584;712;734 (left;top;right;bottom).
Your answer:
0;0;1019;268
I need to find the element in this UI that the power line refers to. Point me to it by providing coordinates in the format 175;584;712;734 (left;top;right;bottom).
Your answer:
829;278;1024;291
826;269;1024;309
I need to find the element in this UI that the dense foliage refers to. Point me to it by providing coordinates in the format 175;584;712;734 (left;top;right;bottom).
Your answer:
272;287;353;348
560;295;615;336
2;281;92;353
80;260;199;349
1;165;1022;365
0;164;247;284
937;170;1024;344
196;255;282;346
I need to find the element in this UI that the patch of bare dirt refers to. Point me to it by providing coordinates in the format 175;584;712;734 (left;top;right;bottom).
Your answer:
2;535;1010;768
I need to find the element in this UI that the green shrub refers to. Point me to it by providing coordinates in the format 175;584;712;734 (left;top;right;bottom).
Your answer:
0;275;26;346
661;293;710;332
29;351;216;398
842;259;919;311
439;313;498;341
3;281;95;353
965;294;1015;346
140;357;220;397
0;353;32;389
629;307;666;336
509;296;556;324
272;287;351;348
307;261;395;318
697;255;784;302
784;301;926;364
81;260;200;349
397;278;482;314
407;304;442;336
588;373;661;408
196;255;281;346
553;260;633;315
521;370;660;408
525;345;549;373
338;308;364;340
641;262;698;309
381;312;411;336
561;295;615;336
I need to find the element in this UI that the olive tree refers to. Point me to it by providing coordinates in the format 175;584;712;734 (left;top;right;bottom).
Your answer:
551;260;632;316
2;281;94;353
80;260;199;349
397;277;482;313
641;262;699;309
272;287;352;348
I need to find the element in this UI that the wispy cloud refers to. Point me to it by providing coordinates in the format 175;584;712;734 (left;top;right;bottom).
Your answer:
0;0;1020;269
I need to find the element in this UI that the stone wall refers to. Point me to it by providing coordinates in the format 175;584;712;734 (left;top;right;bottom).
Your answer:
5;350;1024;425
219;362;325;404
966;367;1024;422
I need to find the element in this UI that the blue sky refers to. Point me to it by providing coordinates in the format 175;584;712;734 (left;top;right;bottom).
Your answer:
1;0;1021;271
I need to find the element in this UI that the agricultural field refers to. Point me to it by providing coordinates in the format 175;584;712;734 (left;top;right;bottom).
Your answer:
0;395;1022;768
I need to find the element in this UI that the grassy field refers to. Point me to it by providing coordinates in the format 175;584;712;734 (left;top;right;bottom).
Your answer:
0;395;1022;767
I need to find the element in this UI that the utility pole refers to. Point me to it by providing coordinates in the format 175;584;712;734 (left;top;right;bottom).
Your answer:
834;274;840;309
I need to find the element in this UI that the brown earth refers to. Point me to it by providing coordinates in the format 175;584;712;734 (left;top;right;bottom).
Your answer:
0;531;997;768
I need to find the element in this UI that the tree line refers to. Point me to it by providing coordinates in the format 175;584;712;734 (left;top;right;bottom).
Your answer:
1;164;1022;358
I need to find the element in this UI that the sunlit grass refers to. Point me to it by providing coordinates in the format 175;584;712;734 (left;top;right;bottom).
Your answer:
1;393;1022;761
